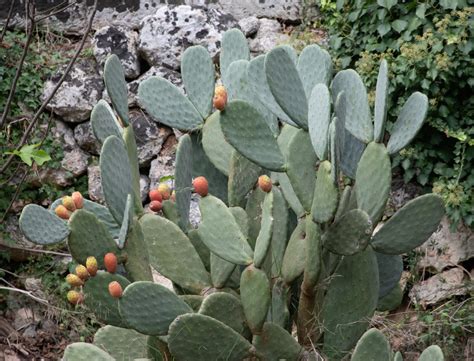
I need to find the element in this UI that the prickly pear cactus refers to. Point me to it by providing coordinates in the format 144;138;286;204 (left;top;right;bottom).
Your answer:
20;29;445;361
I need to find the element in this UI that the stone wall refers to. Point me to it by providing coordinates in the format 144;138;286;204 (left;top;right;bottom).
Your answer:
0;0;301;34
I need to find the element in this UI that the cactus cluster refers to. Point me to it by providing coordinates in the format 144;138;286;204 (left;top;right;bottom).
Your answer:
19;29;446;360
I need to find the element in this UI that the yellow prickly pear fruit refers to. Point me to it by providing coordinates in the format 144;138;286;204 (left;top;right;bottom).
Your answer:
157;183;171;200
55;205;71;220
258;175;272;193
67;290;84;305
75;265;90;280
71;191;84;209
62;196;76;212
213;85;227;111
66;274;84;287
86;256;98;276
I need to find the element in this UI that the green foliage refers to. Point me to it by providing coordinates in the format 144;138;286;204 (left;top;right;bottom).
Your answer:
317;0;474;227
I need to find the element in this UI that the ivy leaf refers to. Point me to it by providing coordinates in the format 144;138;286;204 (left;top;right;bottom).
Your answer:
440;0;458;9
377;0;398;10
5;143;51;166
377;23;391;37
416;4;426;19
391;20;408;33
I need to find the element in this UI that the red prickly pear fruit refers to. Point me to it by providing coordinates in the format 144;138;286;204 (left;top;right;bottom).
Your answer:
67;290;84;305
71;191;84;209
66;274;84;287
149;200;163;212
108;281;123;298
192;176;209;197
55;205;71;220
86;256;98;276
104;253;118;273
75;265;90;281
258;175;272;193
149;189;162;202
62;196;76;212
157;183;171;200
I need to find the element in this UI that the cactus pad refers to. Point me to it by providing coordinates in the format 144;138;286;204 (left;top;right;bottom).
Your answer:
220;29;250;84
253;191;274;268
63;342;114;361
117;194;132;249
281;219;307;283
104;55;129;126
93;326;148;359
374;59;389;143
90;100;123;143
351;328;391;361
419;345;444;361
228;151;262;207
210;253;236;288
297;44;332;96
312;161;338;223
308;83;331;160
376;252;403;299
254;323;303;360
175;134;193;230
19;204;69;245
202;111;233;176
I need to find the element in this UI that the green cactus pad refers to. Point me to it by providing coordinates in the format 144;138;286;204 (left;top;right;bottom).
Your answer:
179;295;204;312
374;60;389;143
220;100;286;172
84;271;130;327
168;313;252;361
138;76;202;131
82;200;121;239
93;326;148;359
210;253;236;289
161;199;180;225
271;279;290;329
331;69;373;143
371;194;444;254
356;142;391;223
322;248;379;359
304;219;322;287
123;126;144;215
68;209;118;267
377;283;403;312
281;219;307;283
278;120;300;155
190;133;229;202
272;172;305;217
394;352;403;361
202;111;233;176
100;135;133;225
19;204;69;245
265;46;308;128
187;229;210;271
247;55;297;126
334;186;352;222
351;328;391;361
220;29;250;84
229;206;250;237
297;44;332;97
387;92;428;154
117;194;132;249
270;188;289;278
322;209;372;256
376;252;403;299
119;281;193;336
308;83;331;160
90;100;123;143
122;219;153;282
245;187;266;247
198;195;254;265
181;45;214;118
198;292;247;335
286;129;317;211
175;134;193;230
419;345;444;361
254;323;303;360
141;214;210;293
240;265;271;333
311;161;338;223
254;191;274;268
104;55;129;126
228;151;262;207
340;130;366;179
63;342;114;361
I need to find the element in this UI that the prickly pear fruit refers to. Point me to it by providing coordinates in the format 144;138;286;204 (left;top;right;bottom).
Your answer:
66;274;84;287
55;205;71;220
86;256;98;276
213;85;227;111
149;200;163;212
67;290;84;305
149;189;162;202
104;253;118;273
71;191;84;209
258;175;272;193
75;265;90;280
157;183;171;200
193;176;209;197
62;196;76;212
108;281;123;298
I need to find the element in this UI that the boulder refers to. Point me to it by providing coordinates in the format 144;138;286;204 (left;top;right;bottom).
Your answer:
74;121;101;155
61;148;89;177
217;0;301;21
51;120;77;151
238;16;260;37
249;18;290;54
138;5;238;70
93;25;141;79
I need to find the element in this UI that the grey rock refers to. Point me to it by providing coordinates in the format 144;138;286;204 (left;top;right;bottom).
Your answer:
74;121;101;155
93;25;141;79
138;5;238;70
35;168;73;187
148;135;177;190
189;194;201;228
238;16;260;36
130;109;173;167
249;18;290;54
24;278;45;299
88;165;104;203
52;120;77;151
61;148;90;177
140;174;150;202
217;0;301;21
43;59;103;123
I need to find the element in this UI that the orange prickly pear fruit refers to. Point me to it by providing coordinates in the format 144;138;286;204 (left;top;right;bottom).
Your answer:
104;253;118;273
75;265;90;281
71;191;84;209
149;189;162;202
149;200;163;212
55;205;71;220
192;176;209;197
157;183;171;200
258;175;272;193
62;196;76;212
66;274;84;287
86;256;98;276
67;290;84;305
213;85;227;111
108;281;123;298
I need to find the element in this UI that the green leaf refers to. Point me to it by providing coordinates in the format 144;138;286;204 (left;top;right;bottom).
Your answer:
377;0;397;10
377;23;391;37
391;20;407;33
6;143;51;166
440;0;458;9
416;4;426;19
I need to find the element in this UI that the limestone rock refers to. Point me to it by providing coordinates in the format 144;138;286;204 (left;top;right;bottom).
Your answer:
218;0;301;21
52;120;77;151
61;148;90;177
249;18;290;54
238;16;260;37
74;121;101;155
87;165;104;203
